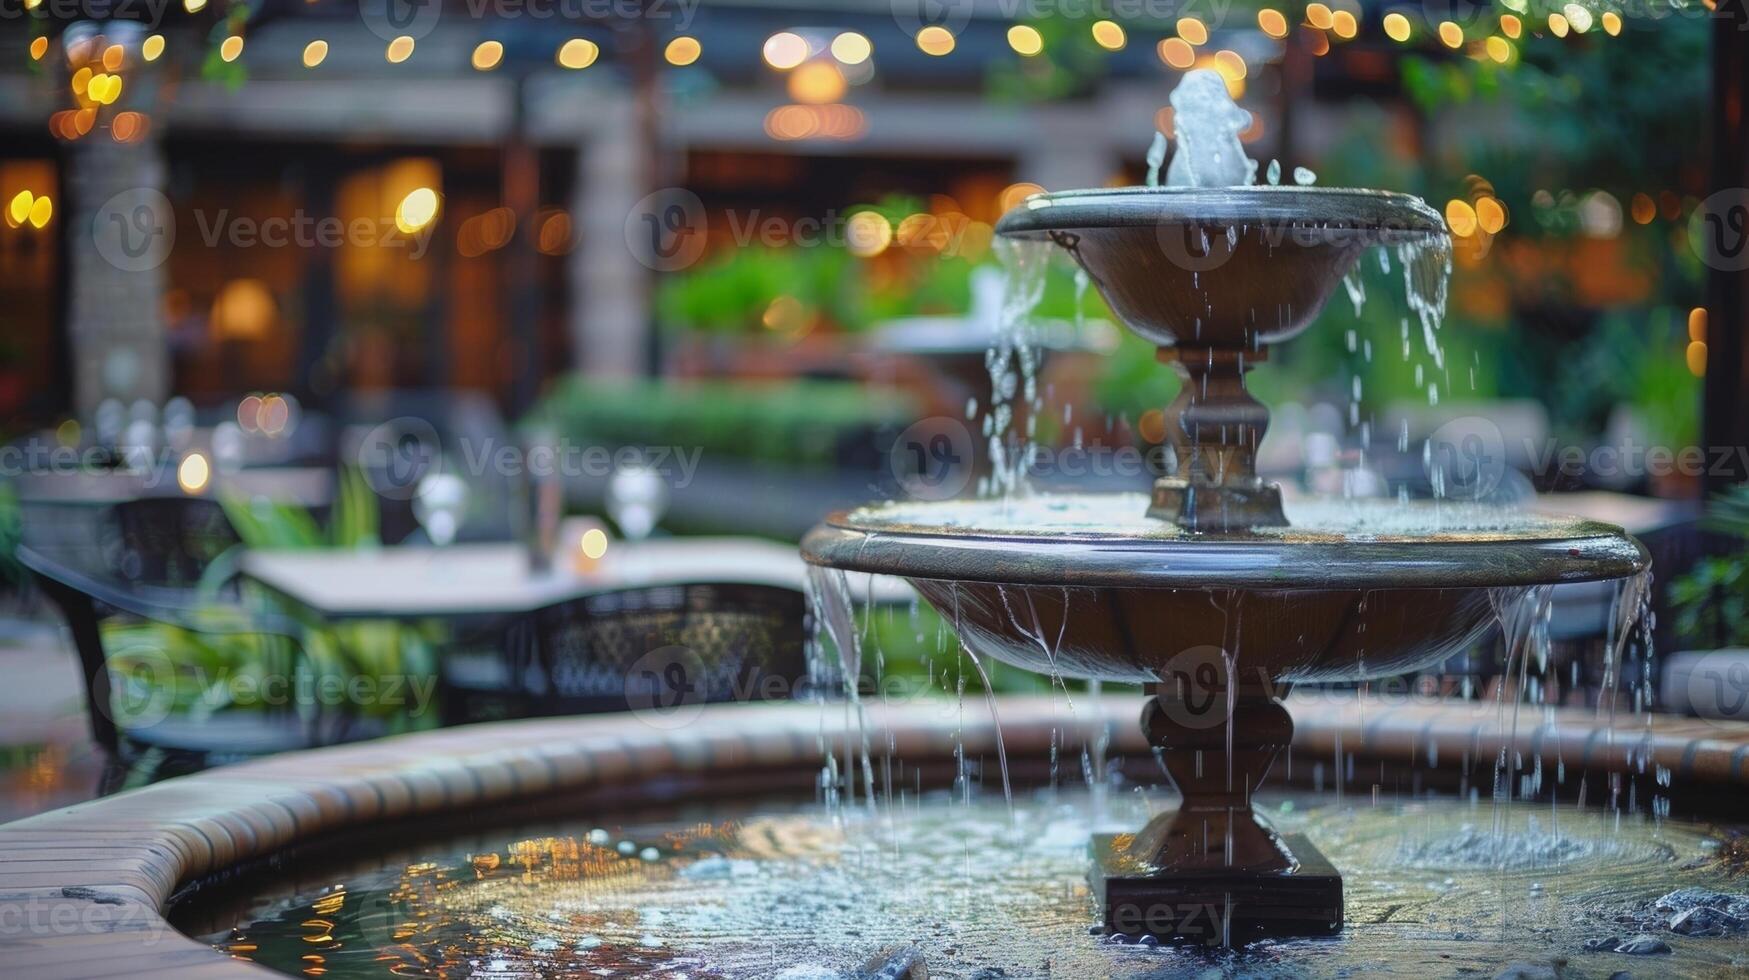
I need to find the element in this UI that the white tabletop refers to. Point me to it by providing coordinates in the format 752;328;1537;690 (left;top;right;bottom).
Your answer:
1528;490;1699;535
241;537;914;619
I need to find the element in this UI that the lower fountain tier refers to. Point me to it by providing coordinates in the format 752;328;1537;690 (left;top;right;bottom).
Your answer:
801;493;1647;684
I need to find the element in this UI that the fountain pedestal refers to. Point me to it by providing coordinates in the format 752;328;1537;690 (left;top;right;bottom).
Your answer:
1149;347;1287;530
1091;691;1342;942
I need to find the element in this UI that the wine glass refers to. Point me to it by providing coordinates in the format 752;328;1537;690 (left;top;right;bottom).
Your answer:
414;473;469;546
606;461;667;541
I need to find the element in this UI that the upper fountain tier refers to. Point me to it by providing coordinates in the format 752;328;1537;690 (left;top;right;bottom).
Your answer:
993;185;1445;351
997;183;1447;528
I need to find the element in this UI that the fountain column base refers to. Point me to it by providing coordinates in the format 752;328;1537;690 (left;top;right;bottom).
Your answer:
1091;831;1342;942
1089;690;1343;941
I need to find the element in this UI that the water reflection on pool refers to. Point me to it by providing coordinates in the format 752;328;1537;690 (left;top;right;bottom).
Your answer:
185;788;1749;979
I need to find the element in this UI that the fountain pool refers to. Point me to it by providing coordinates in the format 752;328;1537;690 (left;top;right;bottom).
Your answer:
181;772;1749;978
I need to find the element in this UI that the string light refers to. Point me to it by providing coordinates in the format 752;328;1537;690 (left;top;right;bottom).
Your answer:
31;10;1649;159
830;32;871;65
1158;37;1196;70
763;32;808;70
916;26;955;56
1445;199;1478;237
1475;196;1506;233
472;41;503;70
396;187;440;234
1007;25;1044;57
1091;20;1126;51
557;38;598;69
1213;49;1247;81
7;191;34;227
664;36;701;66
1687;309;1707;376
178;453;211;494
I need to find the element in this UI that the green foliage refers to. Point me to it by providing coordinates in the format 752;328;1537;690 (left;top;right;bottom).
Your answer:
1400;23;1707;194
218;466;380;551
534;377;919;470
1705;485;1749;539
100;620;299;723
852;597;1135;698
199;10;250;89
985;15;1115;102
657;245;870;334
1672;486;1749;649
1671;556;1749;650
101;469;436;730
0;483;22;588
1540;309;1700;448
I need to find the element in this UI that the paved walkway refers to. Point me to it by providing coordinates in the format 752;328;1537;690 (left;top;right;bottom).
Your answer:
0;623;105;822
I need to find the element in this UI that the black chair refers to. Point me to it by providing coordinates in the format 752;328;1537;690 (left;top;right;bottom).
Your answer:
17;496;347;775
445;582;807;723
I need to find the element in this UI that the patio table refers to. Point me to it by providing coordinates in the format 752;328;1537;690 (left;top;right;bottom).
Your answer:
239;537;913;620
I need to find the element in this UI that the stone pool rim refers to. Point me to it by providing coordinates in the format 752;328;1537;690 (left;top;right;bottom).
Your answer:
4;695;1748;979
802;505;1649;590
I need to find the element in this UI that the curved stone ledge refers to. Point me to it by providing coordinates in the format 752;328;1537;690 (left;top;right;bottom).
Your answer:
2;695;1745;978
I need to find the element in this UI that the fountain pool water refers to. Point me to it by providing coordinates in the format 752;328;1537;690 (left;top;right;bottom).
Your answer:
185;785;1749;978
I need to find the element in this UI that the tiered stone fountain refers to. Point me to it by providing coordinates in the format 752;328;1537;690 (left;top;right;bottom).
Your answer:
802;72;1648;942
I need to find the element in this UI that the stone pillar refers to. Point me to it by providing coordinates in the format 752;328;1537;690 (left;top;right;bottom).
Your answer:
569;102;650;378
1016;108;1121;191
64;22;170;417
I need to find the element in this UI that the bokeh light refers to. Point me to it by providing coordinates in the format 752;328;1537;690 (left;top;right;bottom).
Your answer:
1007;25;1044;57
558;38;599;70
916;26;956;57
763;32;808;70
665;36;701;67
